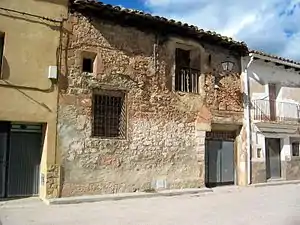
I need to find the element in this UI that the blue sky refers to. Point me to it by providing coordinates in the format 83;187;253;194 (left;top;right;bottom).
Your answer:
101;0;300;61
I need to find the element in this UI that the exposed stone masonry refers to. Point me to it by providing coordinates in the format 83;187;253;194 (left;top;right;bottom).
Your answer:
46;164;61;198
58;13;244;196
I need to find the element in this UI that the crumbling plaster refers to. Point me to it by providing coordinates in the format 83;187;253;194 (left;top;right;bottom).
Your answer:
58;13;244;196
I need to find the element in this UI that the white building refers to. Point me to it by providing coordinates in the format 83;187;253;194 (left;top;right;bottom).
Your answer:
244;51;300;184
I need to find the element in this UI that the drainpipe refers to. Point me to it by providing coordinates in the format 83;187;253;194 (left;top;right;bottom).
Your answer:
244;55;254;185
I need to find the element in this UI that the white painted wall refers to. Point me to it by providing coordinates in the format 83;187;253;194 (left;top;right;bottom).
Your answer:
244;57;300;101
243;57;300;122
242;56;300;165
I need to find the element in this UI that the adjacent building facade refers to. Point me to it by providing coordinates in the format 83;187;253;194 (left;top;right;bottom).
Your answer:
0;0;68;199
58;0;249;197
244;51;300;184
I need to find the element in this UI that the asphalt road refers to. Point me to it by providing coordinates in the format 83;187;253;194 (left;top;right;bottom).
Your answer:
1;184;300;225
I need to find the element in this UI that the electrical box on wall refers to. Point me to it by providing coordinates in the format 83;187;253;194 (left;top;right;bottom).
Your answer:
48;66;57;79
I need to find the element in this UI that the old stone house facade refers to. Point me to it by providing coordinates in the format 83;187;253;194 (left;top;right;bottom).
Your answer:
243;51;300;184
57;0;250;197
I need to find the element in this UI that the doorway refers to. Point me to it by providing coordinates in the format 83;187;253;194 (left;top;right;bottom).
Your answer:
205;131;235;187
0;122;43;198
266;138;281;179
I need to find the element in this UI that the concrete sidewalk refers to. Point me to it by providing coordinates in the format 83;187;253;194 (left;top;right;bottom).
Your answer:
2;184;300;225
41;179;300;205
45;188;213;205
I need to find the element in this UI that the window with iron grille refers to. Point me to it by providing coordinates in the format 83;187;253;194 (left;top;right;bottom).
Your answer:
92;90;126;138
175;48;201;93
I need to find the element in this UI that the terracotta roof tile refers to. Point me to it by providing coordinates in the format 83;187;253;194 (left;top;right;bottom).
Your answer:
250;50;300;66
71;0;248;53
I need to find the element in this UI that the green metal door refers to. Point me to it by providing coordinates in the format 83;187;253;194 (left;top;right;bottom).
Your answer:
0;133;7;198
7;124;42;197
0;122;9;198
205;140;235;187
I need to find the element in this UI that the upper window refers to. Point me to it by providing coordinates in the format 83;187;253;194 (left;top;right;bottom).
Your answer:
81;51;96;73
92;90;126;139
82;58;93;73
292;142;299;157
175;48;200;93
0;33;4;77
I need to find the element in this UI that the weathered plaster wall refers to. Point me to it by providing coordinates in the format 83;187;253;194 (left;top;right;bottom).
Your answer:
58;13;243;196
242;57;300;184
251;161;266;184
246;58;300;103
0;0;68;198
248;60;300;121
286;157;300;180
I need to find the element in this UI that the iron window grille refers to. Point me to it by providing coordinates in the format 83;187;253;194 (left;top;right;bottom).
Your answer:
206;131;236;141
92;90;126;138
175;48;200;94
175;66;200;93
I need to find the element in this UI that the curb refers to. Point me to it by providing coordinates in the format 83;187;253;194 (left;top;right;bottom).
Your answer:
251;180;300;188
45;188;213;205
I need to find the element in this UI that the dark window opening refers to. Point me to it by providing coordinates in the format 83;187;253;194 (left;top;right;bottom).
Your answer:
0;33;4;77
175;48;200;93
268;83;277;121
292;142;299;157
92;90;126;138
82;57;94;73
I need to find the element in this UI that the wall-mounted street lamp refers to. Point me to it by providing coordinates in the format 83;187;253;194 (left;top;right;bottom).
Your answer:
214;61;235;89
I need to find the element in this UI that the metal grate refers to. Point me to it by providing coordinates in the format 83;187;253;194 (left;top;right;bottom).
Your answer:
92;90;126;138
252;99;300;123
175;48;200;94
175;67;200;93
206;131;236;141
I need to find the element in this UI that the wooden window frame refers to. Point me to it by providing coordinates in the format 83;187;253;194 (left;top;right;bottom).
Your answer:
268;83;277;121
174;47;201;94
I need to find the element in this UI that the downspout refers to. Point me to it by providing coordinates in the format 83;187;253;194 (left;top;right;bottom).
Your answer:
244;55;254;185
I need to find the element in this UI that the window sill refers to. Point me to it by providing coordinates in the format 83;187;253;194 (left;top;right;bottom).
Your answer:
81;72;94;77
174;90;201;96
90;136;128;141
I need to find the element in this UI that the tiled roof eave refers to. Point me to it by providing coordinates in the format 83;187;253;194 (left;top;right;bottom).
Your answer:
71;0;248;54
250;50;300;68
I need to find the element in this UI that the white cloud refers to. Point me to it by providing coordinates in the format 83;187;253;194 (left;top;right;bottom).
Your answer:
144;0;300;61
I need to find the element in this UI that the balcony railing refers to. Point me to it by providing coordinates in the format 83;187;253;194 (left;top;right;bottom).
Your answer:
252;99;300;123
175;67;200;93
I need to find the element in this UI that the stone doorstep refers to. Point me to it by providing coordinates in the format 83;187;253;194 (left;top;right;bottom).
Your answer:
44;188;213;205
251;179;300;188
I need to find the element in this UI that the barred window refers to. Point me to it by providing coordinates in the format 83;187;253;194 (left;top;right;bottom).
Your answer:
175;48;200;93
92;90;126;138
206;131;236;141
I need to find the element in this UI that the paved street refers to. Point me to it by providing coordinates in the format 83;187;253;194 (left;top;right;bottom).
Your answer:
1;184;300;225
